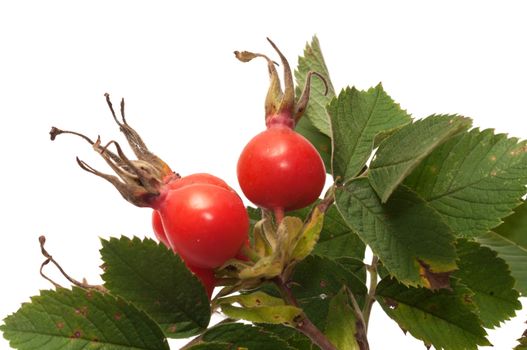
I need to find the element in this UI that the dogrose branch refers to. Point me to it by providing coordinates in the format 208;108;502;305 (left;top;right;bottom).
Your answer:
273;276;338;350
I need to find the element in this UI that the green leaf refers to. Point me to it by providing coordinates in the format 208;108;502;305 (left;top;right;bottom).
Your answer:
247;206;262;245
242;257;363;334
376;278;490;350
1;287;169;350
218;291;286;308
100;236;210;338
220;304;301;326
196;323;295;350
292;256;367;301
404;128;527;237
336;178;457;287
335;257;367;284
258;324;315;350
453;239;521;328
289;204;365;260
495;201;527;242
369;115;472;202
291;255;367;329
296;117;332;171
292;204;326;261
294;36;335;171
295;36;336;137
188;342;231;350
325;288;360;350
313;205;366;260
477;202;527;295
327;84;412;182
477;231;527;296
515;327;527;349
217;292;302;325
247;206;261;226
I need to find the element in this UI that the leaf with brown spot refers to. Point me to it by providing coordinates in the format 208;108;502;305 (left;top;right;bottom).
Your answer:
1;287;169;350
100;236;211;338
405;128;527;237
377;277;489;350
336;178;457;287
217;292;302;325
418;260;453;291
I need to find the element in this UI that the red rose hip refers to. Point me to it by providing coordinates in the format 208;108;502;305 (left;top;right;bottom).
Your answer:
157;183;249;269
237;123;325;211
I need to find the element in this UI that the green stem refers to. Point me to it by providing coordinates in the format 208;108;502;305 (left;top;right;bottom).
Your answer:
362;255;379;332
274;277;337;350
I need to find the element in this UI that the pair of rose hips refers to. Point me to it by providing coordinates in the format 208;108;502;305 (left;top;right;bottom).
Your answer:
149;116;326;297
145;41;326;298
52;40;326;299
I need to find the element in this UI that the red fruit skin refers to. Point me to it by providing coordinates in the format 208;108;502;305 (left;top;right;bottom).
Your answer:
152;212;216;299
166;173;232;192
237;124;326;211
155;205;248;263
151;173;233;247
158;184;249;269
186;264;215;299
152;211;170;247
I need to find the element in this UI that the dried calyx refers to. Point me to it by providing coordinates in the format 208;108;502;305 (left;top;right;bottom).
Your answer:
234;38;328;128
49;93;178;208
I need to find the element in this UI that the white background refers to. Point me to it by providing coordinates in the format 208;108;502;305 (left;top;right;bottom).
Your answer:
1;1;526;349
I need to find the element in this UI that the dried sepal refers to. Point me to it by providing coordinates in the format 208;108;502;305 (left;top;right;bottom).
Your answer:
294;71;328;123
235;39;328;128
266;38;294;115
104;93;172;178
50;94;177;208
234;49;282;118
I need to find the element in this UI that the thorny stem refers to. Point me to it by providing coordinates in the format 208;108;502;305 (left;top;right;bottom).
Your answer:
39;236;107;293
273;276;338;350
363;255;379;331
